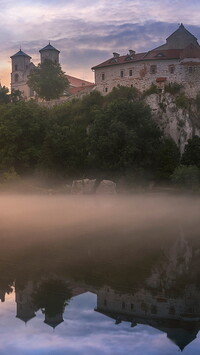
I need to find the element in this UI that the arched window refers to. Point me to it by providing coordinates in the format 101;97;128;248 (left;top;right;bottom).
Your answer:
15;73;19;82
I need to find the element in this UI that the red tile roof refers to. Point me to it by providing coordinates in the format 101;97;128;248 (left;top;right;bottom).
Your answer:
92;49;182;70
68;85;95;95
66;74;94;87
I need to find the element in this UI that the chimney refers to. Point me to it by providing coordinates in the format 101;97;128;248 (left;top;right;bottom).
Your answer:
129;50;135;55
113;52;120;58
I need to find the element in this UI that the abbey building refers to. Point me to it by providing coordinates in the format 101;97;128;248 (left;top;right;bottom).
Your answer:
92;24;200;97
10;43;94;100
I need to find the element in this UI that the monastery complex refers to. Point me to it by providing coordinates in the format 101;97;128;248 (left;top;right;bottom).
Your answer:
9;24;200;100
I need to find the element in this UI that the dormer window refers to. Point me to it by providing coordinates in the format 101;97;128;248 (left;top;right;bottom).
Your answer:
150;65;157;74
155;52;165;58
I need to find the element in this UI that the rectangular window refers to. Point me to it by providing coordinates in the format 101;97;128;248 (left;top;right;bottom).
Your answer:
129;69;133;76
120;70;124;78
105;87;108;92
169;65;175;74
131;303;134;310
15;64;18;71
188;66;195;73
150;65;157;74
102;73;105;80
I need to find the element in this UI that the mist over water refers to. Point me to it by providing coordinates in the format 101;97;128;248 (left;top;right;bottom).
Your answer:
0;193;200;354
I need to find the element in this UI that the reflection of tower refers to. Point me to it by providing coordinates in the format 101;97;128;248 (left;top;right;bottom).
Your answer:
0;290;6;302
15;281;36;323
39;43;60;64
44;312;64;329
10;50;35;98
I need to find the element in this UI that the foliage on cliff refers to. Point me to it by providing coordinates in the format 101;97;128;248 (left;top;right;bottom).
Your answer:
0;86;181;182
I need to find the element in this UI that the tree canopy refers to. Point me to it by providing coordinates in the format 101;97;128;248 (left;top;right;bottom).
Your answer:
27;59;69;101
0;86;181;183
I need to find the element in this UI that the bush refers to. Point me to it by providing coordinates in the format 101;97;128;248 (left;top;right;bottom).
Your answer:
171;165;200;187
143;84;159;97
0;168;20;183
181;136;200;168
175;93;189;109
164;83;183;95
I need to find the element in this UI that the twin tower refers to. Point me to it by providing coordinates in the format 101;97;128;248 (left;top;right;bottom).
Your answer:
10;43;60;99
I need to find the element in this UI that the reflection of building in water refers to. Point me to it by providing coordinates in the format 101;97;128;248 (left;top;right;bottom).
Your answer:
15;278;94;329
95;286;200;351
15;281;36;323
0;290;6;302
44;312;64;329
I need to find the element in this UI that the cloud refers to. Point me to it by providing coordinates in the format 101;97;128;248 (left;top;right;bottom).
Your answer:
1;0;200;87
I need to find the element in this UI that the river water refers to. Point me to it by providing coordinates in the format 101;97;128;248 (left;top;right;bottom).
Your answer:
0;194;200;354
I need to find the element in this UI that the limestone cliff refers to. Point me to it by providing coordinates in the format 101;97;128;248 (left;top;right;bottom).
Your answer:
145;93;200;153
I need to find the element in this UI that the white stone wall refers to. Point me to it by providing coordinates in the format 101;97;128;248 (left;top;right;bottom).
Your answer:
97;286;199;319
94;59;200;97
11;56;32;99
40;50;59;64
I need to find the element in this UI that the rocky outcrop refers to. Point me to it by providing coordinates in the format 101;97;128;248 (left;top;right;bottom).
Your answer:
96;180;116;194
146;93;200;153
71;179;116;194
71;179;96;194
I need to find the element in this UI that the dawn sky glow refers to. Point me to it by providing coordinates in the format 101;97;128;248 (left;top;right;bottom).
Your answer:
1;0;200;87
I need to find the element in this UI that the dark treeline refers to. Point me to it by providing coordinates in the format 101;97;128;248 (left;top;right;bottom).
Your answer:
0;85;199;186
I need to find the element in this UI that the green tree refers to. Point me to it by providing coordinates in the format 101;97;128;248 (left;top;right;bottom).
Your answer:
0;86;10;104
11;89;23;103
88;97;162;177
157;138;180;180
27;59;69;101
181;135;200;168
0;101;47;174
171;165;200;187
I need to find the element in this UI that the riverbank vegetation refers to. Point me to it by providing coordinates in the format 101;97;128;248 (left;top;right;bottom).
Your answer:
0;86;199;189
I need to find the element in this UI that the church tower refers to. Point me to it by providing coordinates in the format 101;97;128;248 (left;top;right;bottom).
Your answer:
39;43;60;64
10;49;33;99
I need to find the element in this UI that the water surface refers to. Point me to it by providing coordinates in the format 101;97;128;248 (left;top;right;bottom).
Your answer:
0;194;199;354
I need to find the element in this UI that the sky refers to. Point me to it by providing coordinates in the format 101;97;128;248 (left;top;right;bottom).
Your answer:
1;291;200;354
1;0;200;88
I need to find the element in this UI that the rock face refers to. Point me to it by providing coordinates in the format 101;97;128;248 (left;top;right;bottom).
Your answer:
71;179;96;194
146;93;200;153
96;180;116;194
147;233;192;289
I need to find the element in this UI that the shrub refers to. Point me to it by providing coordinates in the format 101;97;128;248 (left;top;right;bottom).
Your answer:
175;93;189;109
181;136;200;168
171;165;200;187
164;83;183;95
143;84;159;97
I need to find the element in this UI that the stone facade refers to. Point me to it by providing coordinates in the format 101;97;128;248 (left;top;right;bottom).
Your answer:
92;24;200;98
10;50;35;99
